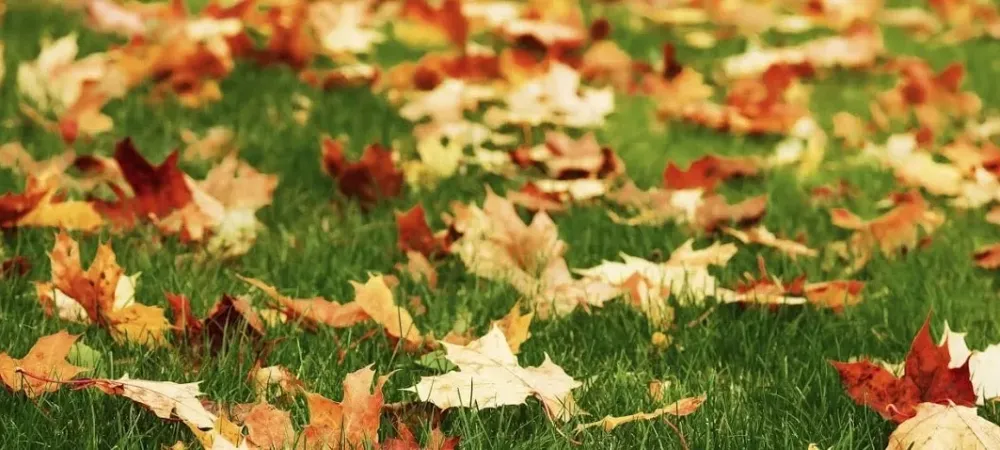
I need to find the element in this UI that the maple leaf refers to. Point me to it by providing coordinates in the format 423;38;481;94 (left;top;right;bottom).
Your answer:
382;422;459;450
159;153;277;257
938;323;1000;404
35;233;170;347
16;33;124;141
166;293;266;354
396;204;450;258
351;274;424;348
407;325;582;422
300;366;389;449
831;315;977;423
663;155;759;191
682;64;811;135
0;190;46;227
321;137;404;206
575;240;738;324
308;1;385;57
517;131;624;181
94;138;193;228
723;226;817;259
575;394;706;433
83;374;218;430
720;25;883;79
731;256;863;310
483;63;614;129
829;191;943;271
244;403;295;450
238;274;370;329
491;303;533;354
887;403;1000;450
0;331;86;398
876;59;981;132
450;189;618;318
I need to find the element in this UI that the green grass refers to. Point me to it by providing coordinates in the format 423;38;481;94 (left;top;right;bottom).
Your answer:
2;1;1000;449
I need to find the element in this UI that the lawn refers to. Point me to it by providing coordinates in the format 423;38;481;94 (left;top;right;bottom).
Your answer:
2;0;1000;449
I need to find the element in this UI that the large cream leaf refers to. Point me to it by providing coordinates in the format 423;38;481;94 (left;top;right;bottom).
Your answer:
407;325;581;421
887;403;1000;450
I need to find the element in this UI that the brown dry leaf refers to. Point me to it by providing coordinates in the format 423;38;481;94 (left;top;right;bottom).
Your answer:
0;331;86;398
300;366;389;449
491;303;533;354
695;195;768;233
244;402;294;450
351;274;423;348
648;379;670;403
723;226;817;259
167;293;266;354
238;274;370;329
830;191;943;270
574;394;706;433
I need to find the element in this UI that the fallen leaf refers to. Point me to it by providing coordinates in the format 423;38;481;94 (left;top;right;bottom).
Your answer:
84;374;217;430
238;274;369;329
723;226;817;259
887;403;1000;450
574;394;706;433
973;243;1000;269
35;233;170;347
938;323;1000;404
0;331;86;398
664;155;759;191
244;403;294;450
351;274;423;347
321;137;403;206
94;138;193;229
300;366;388;449
396;204;449;258
407;326;582;421
491;303;533;354
831;315;976;423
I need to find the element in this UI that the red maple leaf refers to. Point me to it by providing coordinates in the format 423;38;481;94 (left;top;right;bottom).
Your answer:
321;137;403;207
830;315;976;423
395;204;450;258
93;138;193;228
663;155;759;191
0;190;46;227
